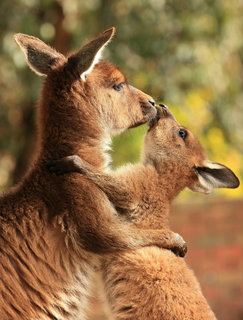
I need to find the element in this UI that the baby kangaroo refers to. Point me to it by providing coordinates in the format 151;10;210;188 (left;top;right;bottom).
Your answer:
49;105;239;319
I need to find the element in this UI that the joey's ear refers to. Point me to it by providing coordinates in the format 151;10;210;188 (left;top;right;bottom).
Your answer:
189;161;240;194
70;27;115;81
14;34;65;76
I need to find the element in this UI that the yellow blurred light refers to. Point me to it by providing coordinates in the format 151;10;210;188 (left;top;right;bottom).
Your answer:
40;23;55;41
132;72;148;90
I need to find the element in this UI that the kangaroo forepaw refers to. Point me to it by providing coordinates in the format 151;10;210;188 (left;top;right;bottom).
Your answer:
171;233;187;257
47;155;83;176
47;159;65;175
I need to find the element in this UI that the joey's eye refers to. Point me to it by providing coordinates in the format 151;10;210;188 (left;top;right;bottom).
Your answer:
178;129;187;140
113;83;125;91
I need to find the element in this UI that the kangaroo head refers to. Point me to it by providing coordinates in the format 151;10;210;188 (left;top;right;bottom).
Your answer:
14;28;156;140
143;104;240;194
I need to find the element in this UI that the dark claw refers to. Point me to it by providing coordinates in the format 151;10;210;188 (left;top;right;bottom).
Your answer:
171;243;188;258
47;164;58;172
46;158;62;175
180;243;188;257
47;159;58;166
46;155;81;176
47;160;54;167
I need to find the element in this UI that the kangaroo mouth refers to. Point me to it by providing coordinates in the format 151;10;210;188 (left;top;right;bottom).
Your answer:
147;104;170;131
129;105;157;129
147;104;165;131
147;116;158;131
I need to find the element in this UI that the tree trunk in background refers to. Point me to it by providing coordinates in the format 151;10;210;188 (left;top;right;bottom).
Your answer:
53;1;71;55
98;0;115;31
12;103;35;184
12;1;71;184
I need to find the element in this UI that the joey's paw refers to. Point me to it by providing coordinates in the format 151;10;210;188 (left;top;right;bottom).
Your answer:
47;159;66;176
47;155;83;175
171;233;187;257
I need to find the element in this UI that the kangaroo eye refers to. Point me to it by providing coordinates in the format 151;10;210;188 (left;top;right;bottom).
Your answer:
113;83;125;91
178;129;187;140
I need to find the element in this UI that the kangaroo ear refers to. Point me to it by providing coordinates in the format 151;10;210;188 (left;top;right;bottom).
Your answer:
189;161;240;194
14;34;65;76
70;27;115;81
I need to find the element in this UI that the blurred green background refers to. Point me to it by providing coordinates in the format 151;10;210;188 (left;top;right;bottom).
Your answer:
0;0;242;199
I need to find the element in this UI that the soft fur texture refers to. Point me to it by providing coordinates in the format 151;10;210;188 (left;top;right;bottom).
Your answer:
0;28;169;320
51;105;239;319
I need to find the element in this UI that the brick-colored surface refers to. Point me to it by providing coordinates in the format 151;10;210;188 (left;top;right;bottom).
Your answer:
89;199;243;320
170;199;243;320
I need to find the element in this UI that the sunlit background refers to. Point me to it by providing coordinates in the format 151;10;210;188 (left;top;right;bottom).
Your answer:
0;0;243;319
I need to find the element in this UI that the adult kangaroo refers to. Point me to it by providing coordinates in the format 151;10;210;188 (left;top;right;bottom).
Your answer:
0;28;174;320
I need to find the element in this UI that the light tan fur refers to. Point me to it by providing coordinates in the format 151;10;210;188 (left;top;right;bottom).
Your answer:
51;105;239;319
0;29;178;320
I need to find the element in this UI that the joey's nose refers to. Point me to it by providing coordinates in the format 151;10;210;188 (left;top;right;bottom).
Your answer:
148;99;155;106
159;103;167;109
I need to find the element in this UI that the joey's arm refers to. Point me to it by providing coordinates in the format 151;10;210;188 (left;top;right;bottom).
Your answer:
47;156;187;257
48;155;139;210
77;211;187;257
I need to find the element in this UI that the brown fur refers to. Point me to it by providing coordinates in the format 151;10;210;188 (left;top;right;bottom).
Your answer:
51;105;239;319
0;29;174;320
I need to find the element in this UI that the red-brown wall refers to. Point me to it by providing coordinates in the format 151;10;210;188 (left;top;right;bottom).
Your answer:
171;199;243;320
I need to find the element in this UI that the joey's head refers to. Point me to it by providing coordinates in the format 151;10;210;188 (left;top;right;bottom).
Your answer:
143;104;240;194
14;28;156;148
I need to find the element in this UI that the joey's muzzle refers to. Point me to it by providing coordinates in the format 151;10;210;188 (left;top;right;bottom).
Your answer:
157;104;177;121
147;104;167;130
147;104;178;131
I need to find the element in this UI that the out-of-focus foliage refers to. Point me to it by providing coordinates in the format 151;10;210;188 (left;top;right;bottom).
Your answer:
0;0;242;198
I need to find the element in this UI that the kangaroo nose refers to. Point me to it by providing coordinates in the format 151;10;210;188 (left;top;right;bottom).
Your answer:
159;104;167;109
148;99;155;106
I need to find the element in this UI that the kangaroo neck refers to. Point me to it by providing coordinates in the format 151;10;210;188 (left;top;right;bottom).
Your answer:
37;81;112;170
154;159;193;200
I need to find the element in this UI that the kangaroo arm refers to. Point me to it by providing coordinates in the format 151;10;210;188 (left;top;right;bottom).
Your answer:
80;219;187;257
48;155;138;210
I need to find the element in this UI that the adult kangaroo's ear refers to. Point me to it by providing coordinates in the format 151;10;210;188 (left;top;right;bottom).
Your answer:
189;161;240;194
70;27;115;80
14;34;65;76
